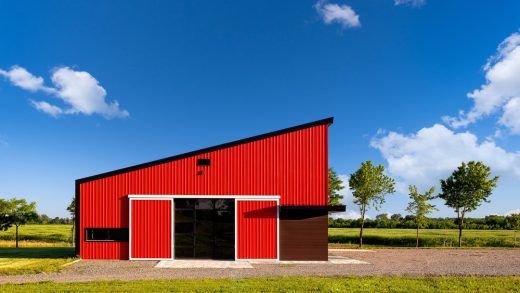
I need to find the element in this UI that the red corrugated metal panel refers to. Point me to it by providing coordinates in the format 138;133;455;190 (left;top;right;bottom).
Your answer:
237;200;277;259
130;199;172;259
79;124;328;259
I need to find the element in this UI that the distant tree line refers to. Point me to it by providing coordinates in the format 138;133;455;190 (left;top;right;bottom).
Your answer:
329;214;520;230
29;214;73;225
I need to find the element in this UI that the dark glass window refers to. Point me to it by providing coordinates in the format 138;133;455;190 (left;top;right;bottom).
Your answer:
85;228;128;242
174;198;234;260
197;158;211;166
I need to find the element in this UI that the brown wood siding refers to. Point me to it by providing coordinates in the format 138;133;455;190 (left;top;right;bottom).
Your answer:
279;208;328;261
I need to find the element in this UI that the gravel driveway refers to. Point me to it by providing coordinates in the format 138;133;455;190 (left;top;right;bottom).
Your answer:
0;249;518;284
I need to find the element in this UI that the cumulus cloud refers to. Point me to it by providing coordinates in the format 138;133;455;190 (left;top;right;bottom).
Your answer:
394;0;425;7
371;124;520;187
0;65;129;119
51;67;129;118
0;66;54;93
444;31;520;134
30;100;63;117
338;174;352;200
505;209;520;215
314;0;360;28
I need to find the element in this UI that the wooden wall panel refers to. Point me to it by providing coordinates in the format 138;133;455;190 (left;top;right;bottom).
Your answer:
280;209;328;261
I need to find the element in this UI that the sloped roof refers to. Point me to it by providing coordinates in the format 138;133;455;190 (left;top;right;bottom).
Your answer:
76;117;333;184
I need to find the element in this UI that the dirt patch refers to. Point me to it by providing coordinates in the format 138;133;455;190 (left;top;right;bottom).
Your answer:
0;249;518;284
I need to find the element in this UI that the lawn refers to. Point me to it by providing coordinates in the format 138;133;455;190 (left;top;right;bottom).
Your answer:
0;224;72;247
0;225;76;275
0;224;518;248
0;247;75;275
1;276;519;292
329;228;518;248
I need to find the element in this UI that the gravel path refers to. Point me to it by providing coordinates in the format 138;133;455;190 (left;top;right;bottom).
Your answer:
0;249;519;284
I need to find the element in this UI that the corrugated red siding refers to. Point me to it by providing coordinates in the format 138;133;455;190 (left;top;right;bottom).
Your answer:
79;125;328;259
130;199;172;259
237;200;277;259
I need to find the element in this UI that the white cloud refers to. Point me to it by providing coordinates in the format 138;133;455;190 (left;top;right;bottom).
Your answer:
0;65;129;119
0;66;54;93
505;209;520;215
314;0;360;28
30;100;63;117
338;174;352;201
500;97;520;134
394;0;425;7
444;31;520;134
371;124;520;187
51;67;129;119
331;209;362;219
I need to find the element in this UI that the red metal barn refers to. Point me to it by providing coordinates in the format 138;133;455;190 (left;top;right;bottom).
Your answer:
75;117;344;261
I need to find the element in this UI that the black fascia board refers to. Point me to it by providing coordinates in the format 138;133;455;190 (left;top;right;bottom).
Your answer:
76;117;334;184
280;205;347;212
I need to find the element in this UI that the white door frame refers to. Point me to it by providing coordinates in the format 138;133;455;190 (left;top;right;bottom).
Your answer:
128;195;280;261
234;197;280;261
128;197;174;260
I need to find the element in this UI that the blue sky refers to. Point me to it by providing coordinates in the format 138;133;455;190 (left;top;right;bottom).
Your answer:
0;0;519;218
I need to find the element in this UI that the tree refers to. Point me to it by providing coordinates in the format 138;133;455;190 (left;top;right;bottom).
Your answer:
328;168;345;206
406;185;437;248
376;213;389;221
349;161;395;247
439;161;499;247
39;214;50;224
0;198;38;248
506;213;520;247
67;197;76;245
390;213;403;221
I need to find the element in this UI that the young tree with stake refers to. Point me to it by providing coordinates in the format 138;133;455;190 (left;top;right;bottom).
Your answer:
67;197;76;245
507;213;520;247
349;161;395;248
406;185;437;248
439;161;498;247
0;198;38;248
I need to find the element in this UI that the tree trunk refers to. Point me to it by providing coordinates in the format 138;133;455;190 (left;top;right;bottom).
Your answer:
416;224;419;248
15;225;19;248
359;205;366;248
458;213;464;248
71;223;75;245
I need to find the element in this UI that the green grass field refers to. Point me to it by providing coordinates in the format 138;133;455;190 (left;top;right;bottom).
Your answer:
0;224;72;247
0;224;518;248
329;228;519;248
0;276;519;292
0;247;75;275
0;225;75;275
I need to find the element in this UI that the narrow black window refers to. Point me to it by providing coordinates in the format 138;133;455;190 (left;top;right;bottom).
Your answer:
197;158;211;166
85;228;129;242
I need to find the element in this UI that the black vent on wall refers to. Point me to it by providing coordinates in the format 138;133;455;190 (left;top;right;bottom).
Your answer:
197;158;211;166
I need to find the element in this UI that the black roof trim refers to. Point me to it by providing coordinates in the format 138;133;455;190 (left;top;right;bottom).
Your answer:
77;117;333;184
280;205;346;212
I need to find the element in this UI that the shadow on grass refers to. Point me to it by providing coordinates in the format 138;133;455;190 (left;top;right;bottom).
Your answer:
0;247;75;259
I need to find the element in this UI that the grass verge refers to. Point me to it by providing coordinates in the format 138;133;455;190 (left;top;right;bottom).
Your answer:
1;276;519;292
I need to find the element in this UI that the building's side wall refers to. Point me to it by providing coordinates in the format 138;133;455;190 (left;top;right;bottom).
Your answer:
279;208;328;261
130;199;172;259
236;200;278;259
79;125;328;259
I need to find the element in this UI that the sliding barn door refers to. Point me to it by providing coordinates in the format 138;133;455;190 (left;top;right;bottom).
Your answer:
129;198;173;260
236;200;278;260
